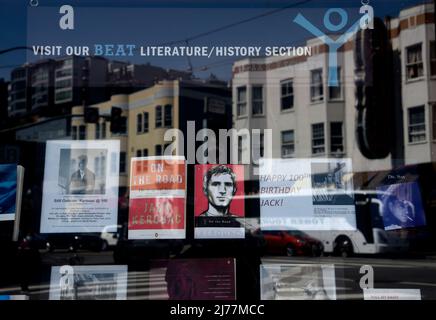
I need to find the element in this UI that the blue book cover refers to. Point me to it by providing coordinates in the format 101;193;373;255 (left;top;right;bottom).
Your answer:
0;164;17;221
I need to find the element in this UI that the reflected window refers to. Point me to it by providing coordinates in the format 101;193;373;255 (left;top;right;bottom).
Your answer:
408;106;426;143
281;130;295;158
310;69;323;102
143;112;149;132
79;125;86;140
252;86;264;115
237;86;247;117
328;67;342;100
164;104;172;127
432;104;436;140
430;41;436;76
136;113;142;133
280;79;294;111
155;145;162;156
119;152;126;173
330;122;344;153
95;123;100;139
406;43;424;80
71;126;77;140
156;105;163;128
102;122;106;139
312;123;325;154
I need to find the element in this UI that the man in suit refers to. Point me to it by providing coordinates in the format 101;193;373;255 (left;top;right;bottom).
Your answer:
69;155;95;194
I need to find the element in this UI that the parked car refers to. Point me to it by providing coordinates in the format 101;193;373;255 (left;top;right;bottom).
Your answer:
100;224;122;250
253;229;324;257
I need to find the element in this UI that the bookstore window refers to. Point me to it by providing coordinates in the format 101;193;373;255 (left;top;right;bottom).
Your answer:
312;123;325;154
310;69;324;102
280;79;294;111
281;130;295;158
236;86;247;117
406;43;424;80
408;106;426;143
252;85;264;116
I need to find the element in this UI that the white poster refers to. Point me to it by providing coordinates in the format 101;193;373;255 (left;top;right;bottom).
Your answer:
363;288;421;300
49;265;128;300
40;140;120;233
260;264;336;300
259;158;356;231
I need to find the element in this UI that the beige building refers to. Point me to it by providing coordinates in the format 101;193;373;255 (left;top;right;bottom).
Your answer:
71;79;231;190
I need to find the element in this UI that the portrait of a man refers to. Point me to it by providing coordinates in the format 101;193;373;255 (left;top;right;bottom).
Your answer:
69;155;95;194
199;165;239;217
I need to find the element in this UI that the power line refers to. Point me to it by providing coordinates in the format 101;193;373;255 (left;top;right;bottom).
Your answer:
157;0;314;46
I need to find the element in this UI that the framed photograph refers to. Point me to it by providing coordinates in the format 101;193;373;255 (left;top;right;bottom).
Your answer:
40;140;120;233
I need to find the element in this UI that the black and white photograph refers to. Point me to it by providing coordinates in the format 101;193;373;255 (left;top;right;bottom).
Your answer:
311;160;354;206
58;148;107;195
40;140;120;233
260;264;336;300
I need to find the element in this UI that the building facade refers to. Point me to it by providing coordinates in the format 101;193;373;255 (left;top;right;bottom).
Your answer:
71;79;232;189
232;3;436;182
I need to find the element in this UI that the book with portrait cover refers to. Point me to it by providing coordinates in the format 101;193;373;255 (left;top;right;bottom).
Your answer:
194;164;245;239
145;258;236;300
128;156;186;239
0;164;25;241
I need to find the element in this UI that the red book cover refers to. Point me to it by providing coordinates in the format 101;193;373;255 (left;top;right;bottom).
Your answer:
128;156;186;239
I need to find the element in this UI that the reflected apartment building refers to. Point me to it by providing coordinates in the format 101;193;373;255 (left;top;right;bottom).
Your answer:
70;79;232;190
232;3;436;181
7;56;192;120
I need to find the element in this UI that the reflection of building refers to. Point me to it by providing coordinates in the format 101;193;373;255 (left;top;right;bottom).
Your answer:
30;59;55;115
8;66;30;117
0;79;8;127
7;57;192;120
232;3;436;180
71;79;232;189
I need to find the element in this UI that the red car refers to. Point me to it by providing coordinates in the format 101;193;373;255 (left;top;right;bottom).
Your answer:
255;229;324;257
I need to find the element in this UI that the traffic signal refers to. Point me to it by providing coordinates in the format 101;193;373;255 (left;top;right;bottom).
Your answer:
110;107;123;133
355;17;394;159
84;107;99;123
